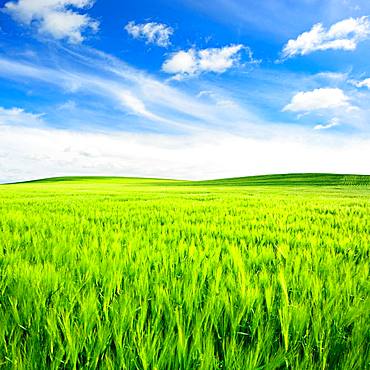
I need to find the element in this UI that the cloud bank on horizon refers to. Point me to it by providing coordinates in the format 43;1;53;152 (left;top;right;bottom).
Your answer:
1;0;370;182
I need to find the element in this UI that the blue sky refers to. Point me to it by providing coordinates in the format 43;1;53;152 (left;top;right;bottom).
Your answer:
1;0;370;182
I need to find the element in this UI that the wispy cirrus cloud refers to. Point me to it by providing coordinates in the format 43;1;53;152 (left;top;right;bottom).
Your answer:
125;21;174;47
3;0;99;43
313;71;349;82
282;16;370;58
0;45;258;133
314;117;340;130
0;56;183;128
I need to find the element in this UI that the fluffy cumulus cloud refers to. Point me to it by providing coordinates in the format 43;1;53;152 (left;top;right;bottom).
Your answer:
162;44;249;79
282;16;370;58
283;88;351;113
3;0;99;43
125;21;173;47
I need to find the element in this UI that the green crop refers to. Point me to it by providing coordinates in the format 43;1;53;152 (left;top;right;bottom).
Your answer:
0;175;369;369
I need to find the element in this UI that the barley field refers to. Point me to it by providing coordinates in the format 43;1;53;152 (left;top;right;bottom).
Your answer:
0;175;369;369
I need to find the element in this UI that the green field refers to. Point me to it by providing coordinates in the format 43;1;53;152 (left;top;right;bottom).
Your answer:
0;174;369;369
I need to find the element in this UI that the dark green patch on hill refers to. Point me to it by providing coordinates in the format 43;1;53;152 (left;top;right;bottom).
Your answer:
195;173;370;186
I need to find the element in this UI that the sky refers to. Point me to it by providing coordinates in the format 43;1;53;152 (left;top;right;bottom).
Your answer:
1;0;370;182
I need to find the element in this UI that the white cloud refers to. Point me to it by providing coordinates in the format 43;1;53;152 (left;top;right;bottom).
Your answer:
314;71;348;82
314;117;340;130
0;106;44;126
351;78;370;88
163;49;198;76
3;0;99;43
2;123;370;183
162;44;248;79
57;100;77;110
196;90;213;98
283;88;351;112
118;90;170;124
125;21;173;47
282;16;370;58
196;90;238;109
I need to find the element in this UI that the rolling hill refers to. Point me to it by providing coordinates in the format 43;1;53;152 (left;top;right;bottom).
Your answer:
7;173;370;186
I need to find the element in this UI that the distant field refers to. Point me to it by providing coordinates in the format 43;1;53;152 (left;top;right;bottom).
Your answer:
12;172;370;186
0;175;369;369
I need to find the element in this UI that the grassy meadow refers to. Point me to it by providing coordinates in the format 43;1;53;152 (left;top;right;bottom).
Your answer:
0;174;369;369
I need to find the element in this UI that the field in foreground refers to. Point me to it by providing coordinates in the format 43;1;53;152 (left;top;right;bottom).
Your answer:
0;175;369;369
